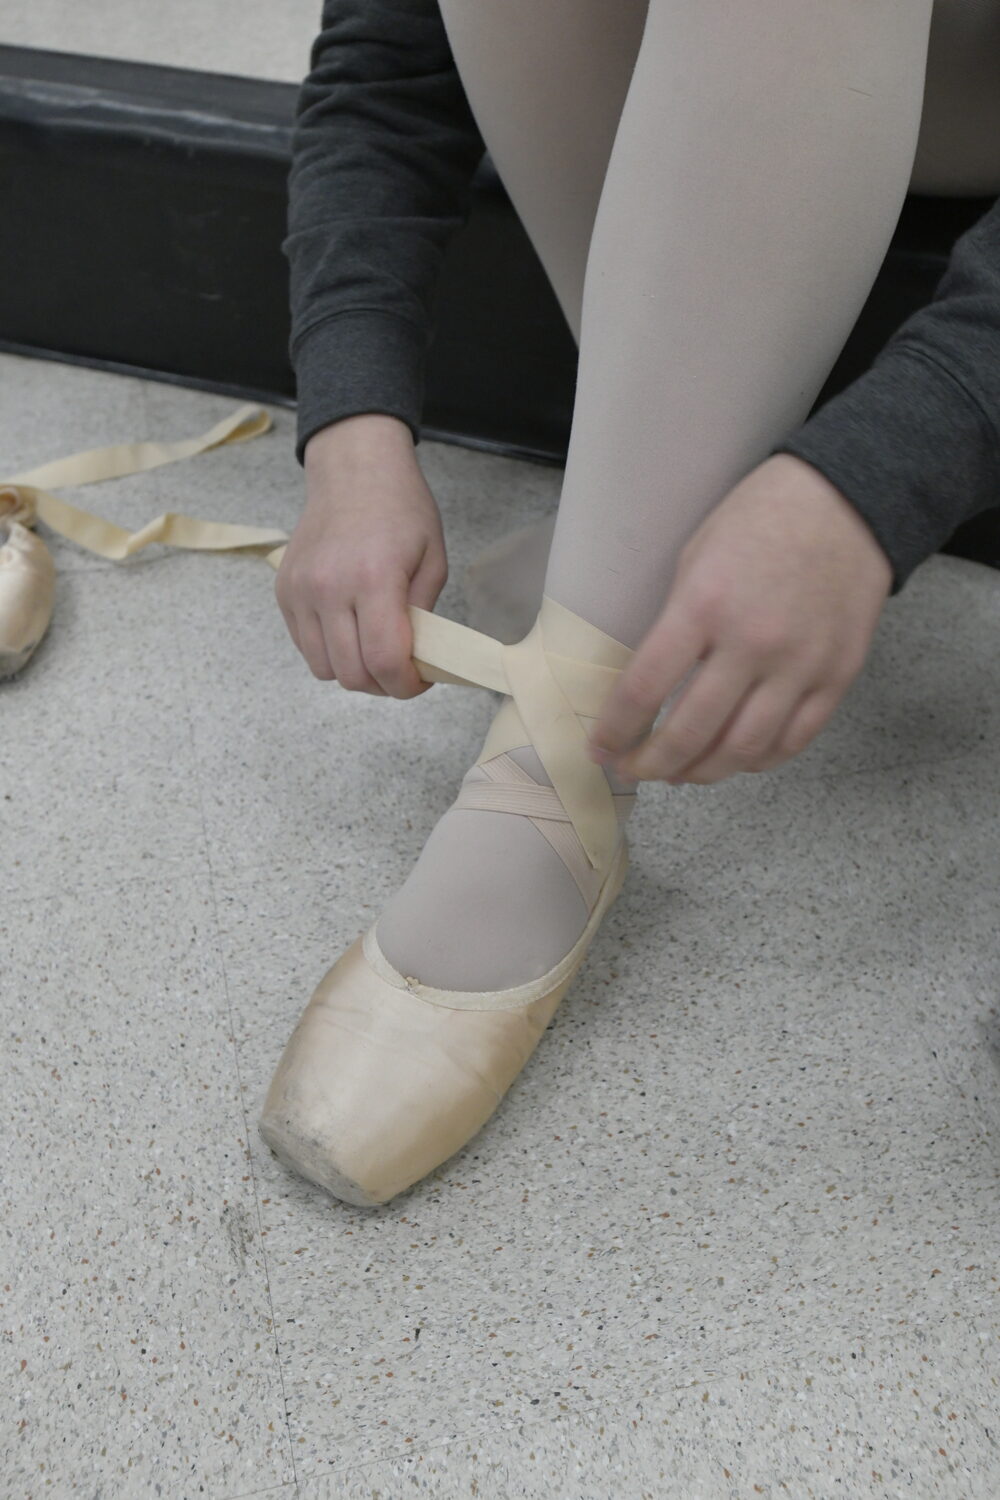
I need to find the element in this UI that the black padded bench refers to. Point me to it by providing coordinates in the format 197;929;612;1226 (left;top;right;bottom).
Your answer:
0;43;996;571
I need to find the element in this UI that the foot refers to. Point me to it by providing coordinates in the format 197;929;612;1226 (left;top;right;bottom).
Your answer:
259;593;637;1207
375;719;637;993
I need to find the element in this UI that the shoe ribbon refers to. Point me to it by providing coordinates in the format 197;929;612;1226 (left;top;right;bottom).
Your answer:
1;403;289;565
408;598;632;876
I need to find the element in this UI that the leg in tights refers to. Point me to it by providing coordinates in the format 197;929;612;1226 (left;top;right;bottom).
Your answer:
375;0;934;992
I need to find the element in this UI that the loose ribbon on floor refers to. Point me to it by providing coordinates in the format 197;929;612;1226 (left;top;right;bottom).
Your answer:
1;402;290;569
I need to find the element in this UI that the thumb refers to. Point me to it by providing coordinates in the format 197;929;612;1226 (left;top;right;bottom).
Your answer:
589;603;706;761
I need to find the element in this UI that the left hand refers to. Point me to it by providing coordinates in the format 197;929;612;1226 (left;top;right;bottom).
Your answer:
586;453;893;785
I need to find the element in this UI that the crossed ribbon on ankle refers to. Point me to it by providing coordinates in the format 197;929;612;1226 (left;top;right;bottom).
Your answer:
407;606;628;877
2;402;628;874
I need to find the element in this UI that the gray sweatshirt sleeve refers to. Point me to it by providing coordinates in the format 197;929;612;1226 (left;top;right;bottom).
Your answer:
286;0;1000;593
283;0;486;463
770;194;1000;596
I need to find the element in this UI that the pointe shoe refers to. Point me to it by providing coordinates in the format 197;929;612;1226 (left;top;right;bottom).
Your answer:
461;514;556;645
258;593;635;1207
0;487;56;680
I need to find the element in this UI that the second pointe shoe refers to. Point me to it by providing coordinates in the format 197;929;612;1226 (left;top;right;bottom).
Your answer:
0;486;56;680
258;593;635;1207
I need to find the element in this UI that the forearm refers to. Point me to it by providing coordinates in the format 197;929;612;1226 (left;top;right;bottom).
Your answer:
284;0;486;464
770;192;1000;595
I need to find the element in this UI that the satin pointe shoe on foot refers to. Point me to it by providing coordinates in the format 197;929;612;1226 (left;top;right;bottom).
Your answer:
0;487;56;680
258;593;635;1207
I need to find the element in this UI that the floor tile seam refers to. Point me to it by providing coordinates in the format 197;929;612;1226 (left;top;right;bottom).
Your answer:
290;1317;996;1486
161;472;301;1493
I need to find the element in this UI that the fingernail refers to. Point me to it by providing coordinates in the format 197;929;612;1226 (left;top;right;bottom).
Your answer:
588;744;611;765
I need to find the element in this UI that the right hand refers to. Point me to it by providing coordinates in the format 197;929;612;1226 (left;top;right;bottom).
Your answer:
275;415;448;697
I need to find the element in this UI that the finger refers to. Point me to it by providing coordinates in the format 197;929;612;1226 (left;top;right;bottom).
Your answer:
320;608;387;694
355;573;428;698
587;604;707;763
759;686;840;768
277;598;303;655
274;571;306;657
295;609;336;680
698;680;843;779
667;675;803;785
615;648;757;782
408;544;448;611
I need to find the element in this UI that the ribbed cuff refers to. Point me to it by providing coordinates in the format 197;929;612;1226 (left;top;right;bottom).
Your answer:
770;343;1000;597
290;309;427;465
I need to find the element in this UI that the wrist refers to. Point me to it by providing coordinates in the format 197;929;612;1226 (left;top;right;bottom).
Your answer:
304;414;415;468
780;453;894;592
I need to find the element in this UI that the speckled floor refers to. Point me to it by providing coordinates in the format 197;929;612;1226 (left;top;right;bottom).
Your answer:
3;353;999;1498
